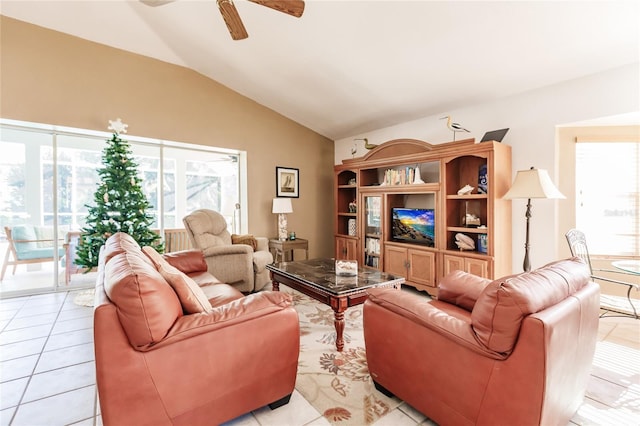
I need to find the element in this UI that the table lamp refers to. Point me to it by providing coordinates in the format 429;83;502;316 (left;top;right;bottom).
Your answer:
272;198;293;241
503;167;565;272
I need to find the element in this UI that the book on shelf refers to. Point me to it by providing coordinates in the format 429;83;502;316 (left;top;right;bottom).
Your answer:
365;237;380;256
382;166;421;185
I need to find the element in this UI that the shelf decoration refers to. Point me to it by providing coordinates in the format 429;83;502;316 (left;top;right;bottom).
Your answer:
413;166;425;184
457;184;474;195
478;164;488;194
455;233;475;250
348;219;357;236
381;166;424;185
478;234;488;254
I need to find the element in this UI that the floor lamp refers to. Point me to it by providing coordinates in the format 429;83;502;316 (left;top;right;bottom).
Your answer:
503;167;565;272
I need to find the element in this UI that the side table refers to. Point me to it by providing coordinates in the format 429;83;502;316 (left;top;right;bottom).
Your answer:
269;238;309;263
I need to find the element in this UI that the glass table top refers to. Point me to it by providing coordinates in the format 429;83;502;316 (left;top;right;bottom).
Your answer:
612;260;640;275
266;258;404;295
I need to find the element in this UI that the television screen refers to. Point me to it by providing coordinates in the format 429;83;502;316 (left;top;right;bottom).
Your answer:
391;208;435;247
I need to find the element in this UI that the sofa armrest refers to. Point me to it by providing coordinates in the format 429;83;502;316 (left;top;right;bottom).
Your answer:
161;249;207;274
146;291;294;350
255;237;269;252
202;244;252;257
366;288;506;359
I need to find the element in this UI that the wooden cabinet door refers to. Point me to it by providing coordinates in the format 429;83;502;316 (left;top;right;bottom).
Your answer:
384;245;408;277
336;237;358;260
466;257;489;277
443;254;489;278
345;238;358;260
408;249;436;287
443;254;465;276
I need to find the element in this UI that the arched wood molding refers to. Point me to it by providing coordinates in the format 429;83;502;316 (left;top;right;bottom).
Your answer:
342;137;476;166
362;139;433;161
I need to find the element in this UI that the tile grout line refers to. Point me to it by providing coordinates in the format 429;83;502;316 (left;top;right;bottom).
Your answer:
7;291;73;426
0;299;28;334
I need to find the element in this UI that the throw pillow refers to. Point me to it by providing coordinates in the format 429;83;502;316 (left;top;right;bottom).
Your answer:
11;225;38;256
231;234;258;251
142;246;212;314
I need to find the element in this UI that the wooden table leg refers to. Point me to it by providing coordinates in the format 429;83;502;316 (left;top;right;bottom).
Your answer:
334;310;345;352
270;270;280;291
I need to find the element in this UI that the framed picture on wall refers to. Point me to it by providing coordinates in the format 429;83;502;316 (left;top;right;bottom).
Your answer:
276;167;299;198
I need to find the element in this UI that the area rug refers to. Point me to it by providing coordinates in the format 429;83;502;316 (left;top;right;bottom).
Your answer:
72;288;95;307
280;285;403;425
70;284;401;423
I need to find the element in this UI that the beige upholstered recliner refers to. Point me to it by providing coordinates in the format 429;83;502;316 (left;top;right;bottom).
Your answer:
183;209;273;293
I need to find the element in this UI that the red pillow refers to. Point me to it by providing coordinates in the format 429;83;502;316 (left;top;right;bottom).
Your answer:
142;246;212;314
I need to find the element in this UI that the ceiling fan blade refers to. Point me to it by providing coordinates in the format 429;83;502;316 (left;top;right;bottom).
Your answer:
140;0;175;6
248;0;305;18
217;0;248;40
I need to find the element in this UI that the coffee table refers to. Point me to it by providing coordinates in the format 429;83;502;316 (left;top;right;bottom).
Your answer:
267;258;404;352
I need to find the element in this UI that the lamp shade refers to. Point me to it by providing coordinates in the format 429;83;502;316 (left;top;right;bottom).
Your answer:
503;167;565;200
272;198;293;214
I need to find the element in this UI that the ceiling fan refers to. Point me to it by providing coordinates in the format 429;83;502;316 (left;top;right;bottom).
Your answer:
141;0;305;41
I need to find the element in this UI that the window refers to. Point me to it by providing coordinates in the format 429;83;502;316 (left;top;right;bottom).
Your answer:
1;119;245;240
42;143;101;228
575;140;639;256
0;141;27;220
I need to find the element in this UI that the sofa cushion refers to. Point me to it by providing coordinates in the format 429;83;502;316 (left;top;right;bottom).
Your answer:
34;225;69;248
201;283;245;308
231;234;258;251
16;246;65;260
437;270;492;312
11;225;38;257
143;246;213;314
471;257;590;354
104;251;183;349
102;232;145;265
188;271;223;287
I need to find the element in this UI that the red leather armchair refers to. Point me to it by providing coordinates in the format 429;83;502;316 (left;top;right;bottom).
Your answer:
364;258;599;426
94;233;299;426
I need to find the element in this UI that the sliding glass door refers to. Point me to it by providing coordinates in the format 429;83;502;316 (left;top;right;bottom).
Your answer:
0;120;244;298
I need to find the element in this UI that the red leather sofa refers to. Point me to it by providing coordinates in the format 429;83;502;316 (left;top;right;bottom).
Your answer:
93;232;300;425
364;257;599;426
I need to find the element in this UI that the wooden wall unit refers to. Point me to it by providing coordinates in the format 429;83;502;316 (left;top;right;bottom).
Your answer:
334;138;512;296
334;169;359;259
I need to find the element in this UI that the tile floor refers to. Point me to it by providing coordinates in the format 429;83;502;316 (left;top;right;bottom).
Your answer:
0;290;639;426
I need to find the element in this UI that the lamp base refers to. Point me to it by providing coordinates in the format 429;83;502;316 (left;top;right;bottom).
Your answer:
523;198;532;272
278;213;288;241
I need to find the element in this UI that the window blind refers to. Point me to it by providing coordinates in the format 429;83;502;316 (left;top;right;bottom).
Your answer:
575;140;639;256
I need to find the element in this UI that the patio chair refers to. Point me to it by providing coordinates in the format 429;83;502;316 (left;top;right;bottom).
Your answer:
565;228;639;319
1;225;66;281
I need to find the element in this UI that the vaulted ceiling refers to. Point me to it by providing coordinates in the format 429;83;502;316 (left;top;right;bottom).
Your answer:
2;1;638;139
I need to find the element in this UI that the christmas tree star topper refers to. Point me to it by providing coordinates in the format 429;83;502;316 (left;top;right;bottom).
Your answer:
108;118;128;135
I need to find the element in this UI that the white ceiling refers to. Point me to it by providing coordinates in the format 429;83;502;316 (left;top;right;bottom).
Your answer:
2;0;639;140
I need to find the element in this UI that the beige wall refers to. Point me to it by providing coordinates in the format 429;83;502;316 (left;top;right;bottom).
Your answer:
0;16;334;258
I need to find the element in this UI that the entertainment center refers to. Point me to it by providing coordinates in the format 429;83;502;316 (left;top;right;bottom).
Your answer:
334;138;512;296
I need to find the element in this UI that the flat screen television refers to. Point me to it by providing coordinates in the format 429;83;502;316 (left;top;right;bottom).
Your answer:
391;208;435;247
